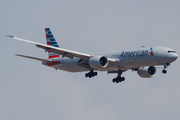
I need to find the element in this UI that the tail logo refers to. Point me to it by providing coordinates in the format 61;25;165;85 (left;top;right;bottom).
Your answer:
45;28;60;59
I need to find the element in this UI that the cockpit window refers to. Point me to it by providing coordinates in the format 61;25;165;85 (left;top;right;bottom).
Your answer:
168;50;176;53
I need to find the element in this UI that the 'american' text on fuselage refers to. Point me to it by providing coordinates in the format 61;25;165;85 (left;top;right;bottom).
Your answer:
120;50;149;58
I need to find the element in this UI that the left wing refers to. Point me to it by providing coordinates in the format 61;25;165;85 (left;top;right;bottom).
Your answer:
16;54;51;62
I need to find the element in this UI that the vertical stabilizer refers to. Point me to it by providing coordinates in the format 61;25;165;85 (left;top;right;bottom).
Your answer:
45;28;60;59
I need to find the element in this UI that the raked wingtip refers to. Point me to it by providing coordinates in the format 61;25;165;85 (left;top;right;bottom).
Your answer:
6;35;14;38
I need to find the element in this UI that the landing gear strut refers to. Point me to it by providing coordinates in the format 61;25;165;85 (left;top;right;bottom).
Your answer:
112;70;125;83
85;69;98;78
162;63;170;74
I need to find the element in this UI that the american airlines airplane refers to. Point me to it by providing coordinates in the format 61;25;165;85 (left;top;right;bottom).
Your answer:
7;28;178;83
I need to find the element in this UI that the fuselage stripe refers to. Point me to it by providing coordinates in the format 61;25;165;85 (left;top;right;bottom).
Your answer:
48;55;60;59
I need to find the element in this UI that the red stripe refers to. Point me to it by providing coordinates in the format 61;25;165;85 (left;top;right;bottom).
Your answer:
46;35;50;38
151;51;154;56
47;61;61;66
47;41;52;45
48;55;60;59
45;28;48;31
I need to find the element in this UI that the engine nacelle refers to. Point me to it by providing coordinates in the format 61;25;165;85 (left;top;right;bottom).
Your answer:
137;66;156;78
89;55;108;69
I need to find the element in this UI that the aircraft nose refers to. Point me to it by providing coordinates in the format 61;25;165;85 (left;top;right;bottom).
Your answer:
167;52;178;63
171;53;178;61
174;53;178;60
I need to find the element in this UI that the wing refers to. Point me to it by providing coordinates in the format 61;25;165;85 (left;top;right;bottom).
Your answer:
7;35;119;63
7;35;92;59
16;54;51;62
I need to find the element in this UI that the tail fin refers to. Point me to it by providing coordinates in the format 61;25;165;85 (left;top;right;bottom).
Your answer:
45;28;60;59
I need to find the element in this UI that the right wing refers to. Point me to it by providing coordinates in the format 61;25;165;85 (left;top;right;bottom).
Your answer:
7;35;119;63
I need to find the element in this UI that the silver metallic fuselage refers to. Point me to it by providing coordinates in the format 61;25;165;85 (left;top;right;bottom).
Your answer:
42;46;178;72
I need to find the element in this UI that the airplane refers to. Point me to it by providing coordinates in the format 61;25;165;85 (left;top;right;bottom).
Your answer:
7;28;178;83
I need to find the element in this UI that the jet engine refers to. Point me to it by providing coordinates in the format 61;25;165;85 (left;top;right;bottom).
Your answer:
89;55;108;69
137;66;156;78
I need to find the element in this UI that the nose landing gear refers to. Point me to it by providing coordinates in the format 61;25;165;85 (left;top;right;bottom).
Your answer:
162;63;170;74
162;69;167;74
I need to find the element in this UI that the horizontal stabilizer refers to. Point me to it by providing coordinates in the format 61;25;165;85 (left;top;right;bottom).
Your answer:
16;54;51;62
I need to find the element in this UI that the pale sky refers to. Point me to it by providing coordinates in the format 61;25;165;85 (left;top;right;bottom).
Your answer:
1;0;180;120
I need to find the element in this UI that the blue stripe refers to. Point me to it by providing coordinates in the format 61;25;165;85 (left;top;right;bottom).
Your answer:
51;41;57;44
52;44;59;47
49;35;54;38
50;38;55;41
46;28;59;48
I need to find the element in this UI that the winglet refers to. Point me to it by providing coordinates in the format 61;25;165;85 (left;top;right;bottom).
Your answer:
6;35;14;38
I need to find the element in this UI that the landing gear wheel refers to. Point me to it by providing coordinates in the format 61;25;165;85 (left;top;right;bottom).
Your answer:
112;75;125;83
112;78;116;83
116;79;119;83
121;77;125;81
94;72;98;76
162;70;167;74
162;63;169;74
85;73;89;77
85;69;98;78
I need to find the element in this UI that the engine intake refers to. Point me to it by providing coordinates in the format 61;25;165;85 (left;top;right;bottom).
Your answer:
137;66;156;78
89;55;108;69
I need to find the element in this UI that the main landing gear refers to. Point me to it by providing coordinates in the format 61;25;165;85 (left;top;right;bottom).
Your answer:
162;63;170;74
85;69;98;78
112;70;125;83
112;76;125;83
85;69;125;83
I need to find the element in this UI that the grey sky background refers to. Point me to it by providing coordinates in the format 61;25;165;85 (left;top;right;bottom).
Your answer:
1;0;180;120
